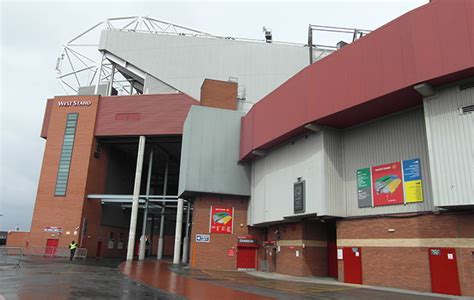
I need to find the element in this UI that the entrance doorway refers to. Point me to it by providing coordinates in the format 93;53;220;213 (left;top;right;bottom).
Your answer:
45;239;59;256
429;248;461;295
96;241;102;257
327;220;338;278
236;236;259;270
343;247;362;284
237;248;257;269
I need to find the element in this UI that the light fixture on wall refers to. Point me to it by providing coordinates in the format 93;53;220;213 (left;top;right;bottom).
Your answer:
414;82;435;97
304;123;321;133
252;149;266;157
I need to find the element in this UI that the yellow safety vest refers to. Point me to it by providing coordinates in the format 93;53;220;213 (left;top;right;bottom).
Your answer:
69;243;78;250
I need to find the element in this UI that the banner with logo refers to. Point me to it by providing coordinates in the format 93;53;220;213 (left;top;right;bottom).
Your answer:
357;158;424;207
209;206;234;234
372;161;404;206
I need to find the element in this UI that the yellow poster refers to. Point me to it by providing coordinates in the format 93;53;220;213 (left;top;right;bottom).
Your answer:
404;180;423;203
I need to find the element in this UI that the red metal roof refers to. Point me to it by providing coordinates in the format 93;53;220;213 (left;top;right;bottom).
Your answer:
240;0;474;161
95;93;198;137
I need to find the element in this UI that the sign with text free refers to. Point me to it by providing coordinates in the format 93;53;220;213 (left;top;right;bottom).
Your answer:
209;206;234;234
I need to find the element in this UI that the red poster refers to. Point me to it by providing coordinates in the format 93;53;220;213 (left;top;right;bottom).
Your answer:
371;162;404;206
210;206;233;234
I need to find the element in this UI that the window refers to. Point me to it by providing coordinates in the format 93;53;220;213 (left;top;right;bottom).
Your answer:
54;113;78;196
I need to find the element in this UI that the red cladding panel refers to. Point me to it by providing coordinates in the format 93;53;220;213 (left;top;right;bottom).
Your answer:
95;94;198;137
240;0;474;160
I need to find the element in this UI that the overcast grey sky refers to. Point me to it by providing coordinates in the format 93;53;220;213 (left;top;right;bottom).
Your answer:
0;0;427;231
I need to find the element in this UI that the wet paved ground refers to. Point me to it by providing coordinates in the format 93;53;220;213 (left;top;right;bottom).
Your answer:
0;257;456;300
0;257;181;300
121;260;450;300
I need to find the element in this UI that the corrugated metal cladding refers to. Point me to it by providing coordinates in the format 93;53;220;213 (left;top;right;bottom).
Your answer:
99;30;311;111
341;108;434;217
423;85;474;207
322;128;345;216
248;108;434;224
178;106;250;198
249;132;324;225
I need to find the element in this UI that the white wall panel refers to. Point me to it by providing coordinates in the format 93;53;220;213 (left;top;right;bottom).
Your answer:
424;85;474;207
323;128;345;216
249;133;323;225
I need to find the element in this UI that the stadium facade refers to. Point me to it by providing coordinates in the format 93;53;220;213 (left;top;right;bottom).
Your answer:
7;0;474;296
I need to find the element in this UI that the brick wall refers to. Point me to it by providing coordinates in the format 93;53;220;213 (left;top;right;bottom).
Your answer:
190;195;250;270
200;79;237;110
81;139;109;256
29;95;100;249
337;213;474;296
261;220;329;277
149;234;175;257
6;231;30;248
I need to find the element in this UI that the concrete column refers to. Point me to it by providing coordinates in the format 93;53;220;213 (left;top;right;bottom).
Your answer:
173;198;184;264
157;157;169;260
182;201;191;263
126;136;146;261
139;150;153;261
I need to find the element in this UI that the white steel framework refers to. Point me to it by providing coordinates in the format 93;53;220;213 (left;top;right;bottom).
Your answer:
56;16;337;97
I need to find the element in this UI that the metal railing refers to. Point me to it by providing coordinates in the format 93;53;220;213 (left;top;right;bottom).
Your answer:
23;246;88;260
0;247;23;266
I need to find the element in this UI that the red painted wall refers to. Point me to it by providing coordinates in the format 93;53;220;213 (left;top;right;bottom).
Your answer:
95;93;198;137
240;0;474;160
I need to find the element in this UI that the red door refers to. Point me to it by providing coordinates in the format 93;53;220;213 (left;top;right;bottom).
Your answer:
327;220;338;278
45;239;59;256
237;247;257;269
96;241;102;257
343;247;362;284
429;248;461;296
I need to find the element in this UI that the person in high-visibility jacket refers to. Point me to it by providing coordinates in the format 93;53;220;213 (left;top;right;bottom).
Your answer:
69;241;78;261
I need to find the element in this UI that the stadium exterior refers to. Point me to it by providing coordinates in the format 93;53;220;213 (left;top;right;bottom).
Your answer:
8;0;474;296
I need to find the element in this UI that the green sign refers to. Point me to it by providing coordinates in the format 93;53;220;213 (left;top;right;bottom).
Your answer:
357;168;372;208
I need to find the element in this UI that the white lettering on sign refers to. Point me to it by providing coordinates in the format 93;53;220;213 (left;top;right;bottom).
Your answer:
44;226;63;233
58;100;92;107
447;253;454;260
195;234;210;243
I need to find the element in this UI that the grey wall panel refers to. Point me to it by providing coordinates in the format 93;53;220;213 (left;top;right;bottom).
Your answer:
99;31;310;110
178;106;250;197
143;74;177;94
423;86;474;207
323;128;345;216
342;108;434;217
249;132;324;225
